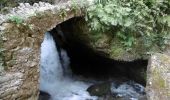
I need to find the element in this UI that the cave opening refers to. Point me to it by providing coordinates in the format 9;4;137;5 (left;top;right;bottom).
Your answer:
39;17;148;100
49;17;148;85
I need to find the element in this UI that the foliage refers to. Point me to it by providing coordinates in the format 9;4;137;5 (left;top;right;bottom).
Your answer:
86;0;170;51
71;0;79;13
59;9;67;20
9;16;23;25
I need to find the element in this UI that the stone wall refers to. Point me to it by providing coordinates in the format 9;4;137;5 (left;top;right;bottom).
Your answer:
146;53;170;100
0;0;91;99
0;22;42;100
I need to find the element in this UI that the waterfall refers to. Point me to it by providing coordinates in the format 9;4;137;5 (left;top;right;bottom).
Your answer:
39;32;97;100
39;32;145;100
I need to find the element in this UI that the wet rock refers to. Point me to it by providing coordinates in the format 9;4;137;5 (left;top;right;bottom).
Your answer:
38;91;51;100
87;82;111;96
111;81;145;99
87;80;146;100
146;53;170;100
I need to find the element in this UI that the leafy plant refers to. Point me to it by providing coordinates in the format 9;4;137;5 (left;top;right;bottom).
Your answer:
86;0;170;51
71;0;79;14
59;9;67;20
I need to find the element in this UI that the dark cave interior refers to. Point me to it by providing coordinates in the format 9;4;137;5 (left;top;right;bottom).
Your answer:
49;17;148;86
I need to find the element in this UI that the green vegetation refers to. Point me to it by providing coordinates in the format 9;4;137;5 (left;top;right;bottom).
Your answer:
59;9;67;20
86;0;170;52
9;16;24;25
71;0;79;14
153;69;166;88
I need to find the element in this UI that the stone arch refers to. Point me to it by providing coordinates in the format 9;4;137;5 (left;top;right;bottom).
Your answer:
0;1;89;99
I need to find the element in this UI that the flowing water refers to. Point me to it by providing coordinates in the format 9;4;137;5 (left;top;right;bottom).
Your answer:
39;32;146;100
40;32;97;100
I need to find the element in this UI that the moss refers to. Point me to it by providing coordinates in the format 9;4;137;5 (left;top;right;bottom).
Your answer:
62;17;150;61
158;77;166;88
90;33;111;50
106;36;146;60
153;69;166;88
79;23;149;60
110;46;124;59
150;54;170;92
159;54;170;66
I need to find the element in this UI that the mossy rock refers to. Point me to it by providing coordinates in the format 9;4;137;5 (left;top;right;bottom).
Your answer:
71;19;158;61
146;53;170;100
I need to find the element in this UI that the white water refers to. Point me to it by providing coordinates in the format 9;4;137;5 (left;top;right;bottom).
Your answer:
111;81;145;99
40;32;97;100
40;32;145;100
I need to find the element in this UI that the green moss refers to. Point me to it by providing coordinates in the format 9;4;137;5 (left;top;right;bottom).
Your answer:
160;54;170;66
110;46;124;59
158;77;166;88
153;69;166;88
66;17;151;60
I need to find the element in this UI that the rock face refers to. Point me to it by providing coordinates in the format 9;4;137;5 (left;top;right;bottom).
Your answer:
146;53;170;100
0;0;89;99
0;22;41;99
0;0;169;100
63;18;150;61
